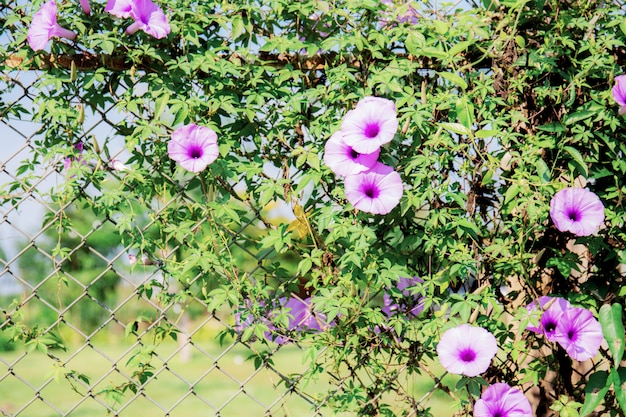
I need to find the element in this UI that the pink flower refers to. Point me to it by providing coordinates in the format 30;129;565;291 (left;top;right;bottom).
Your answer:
612;75;626;115
63;142;85;170
106;0;170;38
105;0;133;17
526;296;572;341
323;131;380;177
549;188;605;236
109;159;131;172
474;383;532;417
341;96;398;154
437;324;498;377
27;1;77;51
382;276;424;318
106;0;170;39
79;0;91;14
128;253;153;265
344;162;403;215
380;0;420;25
168;124;219;173
553;307;603;361
266;297;329;344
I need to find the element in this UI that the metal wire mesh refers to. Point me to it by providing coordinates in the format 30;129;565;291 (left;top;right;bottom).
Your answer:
3;1;618;415
0;65;358;417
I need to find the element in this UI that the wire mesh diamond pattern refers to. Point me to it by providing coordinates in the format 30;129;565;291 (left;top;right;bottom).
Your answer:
0;67;349;417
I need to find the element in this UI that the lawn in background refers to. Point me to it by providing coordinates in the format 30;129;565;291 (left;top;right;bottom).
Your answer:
0;341;457;416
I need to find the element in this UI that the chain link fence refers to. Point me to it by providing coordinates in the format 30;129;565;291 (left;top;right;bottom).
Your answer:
3;1;624;416
0;59;444;417
0;66;343;416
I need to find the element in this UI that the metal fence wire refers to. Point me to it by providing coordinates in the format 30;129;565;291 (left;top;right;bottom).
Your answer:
0;21;448;417
0;65;348;416
2;1;620;416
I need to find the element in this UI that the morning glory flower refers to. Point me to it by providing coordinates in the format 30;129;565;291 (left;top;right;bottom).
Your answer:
267;297;329;344
526;296;572;341
323;131;380;177
27;1;77;51
168;124;219;173
344;162;403;215
341;96;398;154
106;0;170;39
380;0;420;25
128;253;153;265
109;159;131;172
126;0;170;38
437;324;498;377
612;75;626;115
79;0;91;14
105;0;133;17
549;188;605;236
63;142;85;170
553;307;603;361
382;276;424;318
474;383;532;417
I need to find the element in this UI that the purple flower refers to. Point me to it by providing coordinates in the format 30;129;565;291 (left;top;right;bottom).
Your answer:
553;307;603;361
105;0;133;17
341;96;398;154
549;188;605;237
168;124;219;173
27;1;77;51
64;142;85;170
382;276;424;318
128;253;153;265
437;324;498;377
234;300;264;333
323;131;380;177
526;296;572;341
612;75;626;115
380;0;420;25
265;297;329;344
106;0;170;39
474;383;532;417
79;0;91;14
344;162;403;215
236;297;328;344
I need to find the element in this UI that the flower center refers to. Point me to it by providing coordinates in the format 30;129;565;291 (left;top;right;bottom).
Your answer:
459;348;476;363
349;148;360;160
364;123;380;139
567;209;580;222
363;184;380;199
544;321;556;333
493;411;504;417
188;146;203;159
567;329;577;341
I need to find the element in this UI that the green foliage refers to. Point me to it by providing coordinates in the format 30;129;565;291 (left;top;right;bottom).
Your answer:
2;0;626;415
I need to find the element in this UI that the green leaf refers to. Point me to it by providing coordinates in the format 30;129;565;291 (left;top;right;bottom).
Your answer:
599;303;625;366
475;129;498;139
502;183;520;208
535;159;551;183
565;110;595;125
615;368;626;414
405;31;425;55
546;256;573;277
438;72;468;90
448;40;474;57
579;371;611;417
154;92;170;120
537;122;566;133
563;145;588;177
440;122;471;136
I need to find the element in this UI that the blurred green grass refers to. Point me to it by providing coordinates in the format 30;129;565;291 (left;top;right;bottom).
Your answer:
0;341;459;416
